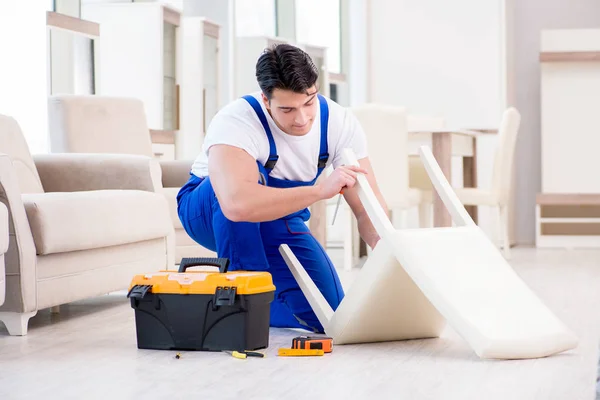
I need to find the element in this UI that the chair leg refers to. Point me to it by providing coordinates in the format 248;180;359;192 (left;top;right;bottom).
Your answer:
494;206;501;245
418;203;432;228
343;206;353;271
396;209;409;229
0;311;37;336
351;215;361;266
500;205;511;259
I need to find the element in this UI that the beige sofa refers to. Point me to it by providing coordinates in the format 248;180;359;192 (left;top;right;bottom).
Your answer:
0;202;7;307
48;95;215;263
0;114;175;335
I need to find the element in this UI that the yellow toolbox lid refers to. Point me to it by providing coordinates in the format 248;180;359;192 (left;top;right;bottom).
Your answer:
128;270;275;295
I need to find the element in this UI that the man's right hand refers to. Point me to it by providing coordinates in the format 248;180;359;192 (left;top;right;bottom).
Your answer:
317;165;368;200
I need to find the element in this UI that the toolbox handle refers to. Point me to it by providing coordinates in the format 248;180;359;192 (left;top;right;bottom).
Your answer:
178;257;230;273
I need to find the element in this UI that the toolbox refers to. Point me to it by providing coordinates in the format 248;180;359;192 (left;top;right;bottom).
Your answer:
127;257;275;352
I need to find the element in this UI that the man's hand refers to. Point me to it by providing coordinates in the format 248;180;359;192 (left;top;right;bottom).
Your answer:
316;165;368;200
340;157;390;250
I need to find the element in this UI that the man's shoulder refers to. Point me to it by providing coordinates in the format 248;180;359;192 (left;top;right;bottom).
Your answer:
206;93;265;140
209;94;262;127
216;94;256;117
320;95;351;130
320;94;343;112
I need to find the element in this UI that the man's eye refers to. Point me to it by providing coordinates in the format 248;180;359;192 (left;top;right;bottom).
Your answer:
283;109;293;114
305;102;314;107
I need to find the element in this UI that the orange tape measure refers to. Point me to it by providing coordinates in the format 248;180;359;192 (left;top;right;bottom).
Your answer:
291;336;333;353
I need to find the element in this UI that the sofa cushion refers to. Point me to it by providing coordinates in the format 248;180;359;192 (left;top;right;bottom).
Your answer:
0;202;8;254
163;187;183;230
22;190;173;255
0;202;8;306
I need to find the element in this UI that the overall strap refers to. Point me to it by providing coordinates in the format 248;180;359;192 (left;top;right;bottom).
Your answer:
242;95;279;172
317;94;330;176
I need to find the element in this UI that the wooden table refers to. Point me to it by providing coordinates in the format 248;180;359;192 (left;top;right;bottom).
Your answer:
309;128;497;247
409;129;481;227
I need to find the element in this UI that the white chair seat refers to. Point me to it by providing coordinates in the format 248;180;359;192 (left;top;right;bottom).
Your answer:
453;188;497;206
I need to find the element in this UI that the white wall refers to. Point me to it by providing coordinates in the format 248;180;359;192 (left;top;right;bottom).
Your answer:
513;0;600;244
366;0;510;240
0;3;49;154
234;0;276;38
296;0;341;73
368;0;505;127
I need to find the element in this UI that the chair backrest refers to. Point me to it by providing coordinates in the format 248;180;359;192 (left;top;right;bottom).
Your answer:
0;115;44;194
350;104;409;207
406;114;446;132
48;95;153;156
491;108;521;203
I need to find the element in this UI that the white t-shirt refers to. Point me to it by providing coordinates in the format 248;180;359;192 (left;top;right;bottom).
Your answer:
191;92;368;182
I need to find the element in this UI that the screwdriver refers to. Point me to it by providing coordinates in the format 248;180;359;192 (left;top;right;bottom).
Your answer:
331;190;344;225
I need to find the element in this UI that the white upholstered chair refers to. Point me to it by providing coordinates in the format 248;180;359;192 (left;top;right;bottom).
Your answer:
351;104;433;229
0;202;7;307
453;107;521;258
47;95;215;264
328;104;433;266
0;114;174;335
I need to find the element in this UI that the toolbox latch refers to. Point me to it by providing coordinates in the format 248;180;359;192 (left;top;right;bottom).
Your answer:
214;286;237;307
127;285;152;299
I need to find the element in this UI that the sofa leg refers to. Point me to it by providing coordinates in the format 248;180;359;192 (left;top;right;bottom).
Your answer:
0;311;37;336
51;306;60;314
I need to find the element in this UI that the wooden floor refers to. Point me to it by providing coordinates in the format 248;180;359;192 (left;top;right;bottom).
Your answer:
0;247;599;399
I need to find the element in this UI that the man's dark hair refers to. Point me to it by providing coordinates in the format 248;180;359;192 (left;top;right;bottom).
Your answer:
255;44;319;100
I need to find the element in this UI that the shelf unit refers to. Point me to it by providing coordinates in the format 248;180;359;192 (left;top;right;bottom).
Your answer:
81;2;181;160
297;43;330;97
328;72;349;106
46;11;100;97
538;29;600;247
536;194;600;248
176;16;221;160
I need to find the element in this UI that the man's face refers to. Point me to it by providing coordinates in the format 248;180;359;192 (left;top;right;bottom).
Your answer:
262;86;318;136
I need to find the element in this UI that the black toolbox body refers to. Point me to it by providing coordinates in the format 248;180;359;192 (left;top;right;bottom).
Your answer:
127;258;275;351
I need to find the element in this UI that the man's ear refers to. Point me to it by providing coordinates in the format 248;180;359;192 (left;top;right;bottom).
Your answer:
261;92;270;110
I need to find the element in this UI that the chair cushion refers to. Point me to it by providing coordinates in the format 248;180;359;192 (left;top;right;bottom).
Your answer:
454;188;498;206
22;190;172;255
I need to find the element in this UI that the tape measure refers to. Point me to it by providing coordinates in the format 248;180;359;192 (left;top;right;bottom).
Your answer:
278;348;324;357
292;336;333;353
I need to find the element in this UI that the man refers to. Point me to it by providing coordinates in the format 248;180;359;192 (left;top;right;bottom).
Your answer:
177;44;388;333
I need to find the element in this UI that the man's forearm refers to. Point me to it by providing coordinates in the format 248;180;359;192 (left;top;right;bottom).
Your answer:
357;213;381;249
356;194;390;249
222;182;323;223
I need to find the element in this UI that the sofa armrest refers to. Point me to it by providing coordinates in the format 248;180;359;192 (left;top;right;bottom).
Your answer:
33;153;163;193
0;154;37;313
159;160;192;188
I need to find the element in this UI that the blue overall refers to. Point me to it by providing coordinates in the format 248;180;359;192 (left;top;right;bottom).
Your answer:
176;94;344;333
